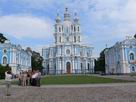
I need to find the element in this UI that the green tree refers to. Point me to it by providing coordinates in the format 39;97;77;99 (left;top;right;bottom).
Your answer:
0;33;8;43
95;48;107;73
31;51;43;71
0;64;11;79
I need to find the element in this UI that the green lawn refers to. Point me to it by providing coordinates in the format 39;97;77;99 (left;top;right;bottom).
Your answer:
41;75;132;85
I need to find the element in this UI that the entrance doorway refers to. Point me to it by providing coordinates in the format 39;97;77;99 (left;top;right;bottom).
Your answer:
66;62;71;74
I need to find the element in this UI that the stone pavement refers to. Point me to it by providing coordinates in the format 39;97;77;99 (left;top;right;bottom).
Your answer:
0;83;136;102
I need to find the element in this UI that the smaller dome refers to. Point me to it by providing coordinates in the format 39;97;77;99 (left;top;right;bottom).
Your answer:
74;12;79;23
55;13;61;23
64;8;70;21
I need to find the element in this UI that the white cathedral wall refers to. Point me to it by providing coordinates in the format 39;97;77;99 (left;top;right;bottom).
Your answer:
42;9;94;74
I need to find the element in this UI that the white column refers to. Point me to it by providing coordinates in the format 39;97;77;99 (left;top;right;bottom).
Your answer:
13;50;16;64
9;48;12;64
121;47;126;73
86;60;87;72
62;58;64;73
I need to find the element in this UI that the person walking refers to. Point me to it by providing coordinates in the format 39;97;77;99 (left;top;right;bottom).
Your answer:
5;70;12;96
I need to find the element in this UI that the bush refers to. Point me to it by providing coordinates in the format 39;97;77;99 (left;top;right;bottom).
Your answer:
0;65;11;79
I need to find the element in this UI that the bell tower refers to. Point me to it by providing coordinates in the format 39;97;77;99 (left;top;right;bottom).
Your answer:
73;12;81;43
54;13;63;44
54;8;81;44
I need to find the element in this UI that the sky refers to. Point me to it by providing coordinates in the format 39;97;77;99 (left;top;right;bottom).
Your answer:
0;0;136;57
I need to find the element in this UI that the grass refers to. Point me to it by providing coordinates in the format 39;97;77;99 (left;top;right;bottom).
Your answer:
129;72;136;76
41;75;133;85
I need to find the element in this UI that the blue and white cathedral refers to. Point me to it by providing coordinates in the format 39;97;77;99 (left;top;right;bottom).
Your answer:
42;8;94;74
0;40;32;74
105;36;136;74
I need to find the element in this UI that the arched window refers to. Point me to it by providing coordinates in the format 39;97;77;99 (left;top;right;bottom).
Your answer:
74;26;76;32
47;64;49;74
3;49;7;54
67;37;69;41
59;27;61;32
54;64;56;74
3;56;7;64
81;63;83;71
78;26;79;32
55;36;57;43
132;66;135;71
55;26;57;32
130;53;134;60
74;36;76;42
88;63;90;71
67;27;69;33
62;26;63;31
78;36;80;42
59;36;61;42
71;25;73;31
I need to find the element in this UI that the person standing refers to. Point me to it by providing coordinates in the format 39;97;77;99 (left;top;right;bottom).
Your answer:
18;72;22;86
37;70;41;87
22;71;27;86
27;71;31;86
5;70;12;96
31;70;38;86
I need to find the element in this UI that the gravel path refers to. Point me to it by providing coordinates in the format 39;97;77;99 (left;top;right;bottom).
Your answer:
0;83;136;102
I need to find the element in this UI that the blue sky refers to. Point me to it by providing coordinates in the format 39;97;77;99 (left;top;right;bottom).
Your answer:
0;0;136;57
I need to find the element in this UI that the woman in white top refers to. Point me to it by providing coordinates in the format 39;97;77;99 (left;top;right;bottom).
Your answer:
5;70;12;96
22;71;27;86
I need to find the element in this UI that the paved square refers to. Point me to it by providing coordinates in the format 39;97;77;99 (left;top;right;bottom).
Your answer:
0;83;136;102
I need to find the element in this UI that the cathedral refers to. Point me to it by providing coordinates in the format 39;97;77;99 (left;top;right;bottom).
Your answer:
42;8;94;74
0;40;32;74
105;36;136;74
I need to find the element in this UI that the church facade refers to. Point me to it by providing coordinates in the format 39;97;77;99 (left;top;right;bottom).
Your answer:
105;36;136;74
42;8;94;74
0;41;32;74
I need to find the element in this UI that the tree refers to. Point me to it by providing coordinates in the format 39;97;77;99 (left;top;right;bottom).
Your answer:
0;64;11;79
94;48;107;73
0;33;8;43
31;51;43;71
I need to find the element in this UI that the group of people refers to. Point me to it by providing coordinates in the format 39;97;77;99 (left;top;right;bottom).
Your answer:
18;70;41;87
5;69;42;96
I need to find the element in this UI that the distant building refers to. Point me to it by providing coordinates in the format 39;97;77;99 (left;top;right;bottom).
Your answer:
105;36;136;74
42;8;94;74
0;41;32;74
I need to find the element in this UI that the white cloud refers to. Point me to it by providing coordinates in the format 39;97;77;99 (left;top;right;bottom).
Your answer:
0;15;53;39
80;0;136;39
1;0;136;57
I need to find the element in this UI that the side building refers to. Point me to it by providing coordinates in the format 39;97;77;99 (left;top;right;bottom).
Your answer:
42;8;94;74
105;36;136;74
0;41;32;74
